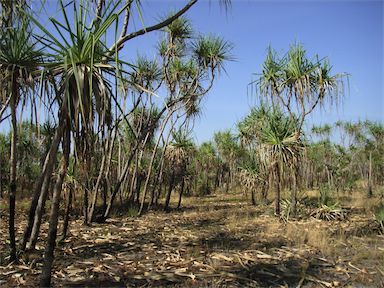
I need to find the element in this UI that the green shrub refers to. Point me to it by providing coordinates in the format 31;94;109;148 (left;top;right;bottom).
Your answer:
319;184;334;206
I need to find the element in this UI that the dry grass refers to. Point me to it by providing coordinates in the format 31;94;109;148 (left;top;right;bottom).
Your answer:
285;222;336;256
1;190;384;287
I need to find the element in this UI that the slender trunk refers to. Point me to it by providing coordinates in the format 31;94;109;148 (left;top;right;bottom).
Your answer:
164;169;175;211
83;181;89;225
274;163;281;216
225;171;230;193
251;187;256;206
148;164;161;209
21;110;65;251
262;178;269;202
26;174;52;251
128;152;138;203
8;96;17;262
367;151;373;198
103;139;140;219
291;165;298;217
164;163;175;211
89;131;116;222
102;179;107;213
139;110;174;215
88;152;106;222
135;174;143;205
39;121;70;287
150;156;165;209
177;177;185;209
59;185;72;243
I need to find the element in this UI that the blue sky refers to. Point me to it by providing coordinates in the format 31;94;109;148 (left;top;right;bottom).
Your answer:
128;0;383;143
3;0;383;144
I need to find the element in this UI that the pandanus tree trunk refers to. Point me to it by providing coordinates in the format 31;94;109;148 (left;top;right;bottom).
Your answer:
89;129;116;222
177;177;185;209
273;162;281;216
148;156;165;209
139;110;174;215
9;93;18;262
83;181;89;224
103;138;141;220
164;167;176;211
290;164;299;217
59;184;73;243
251;186;256;206
39;117;70;287
24;112;67;251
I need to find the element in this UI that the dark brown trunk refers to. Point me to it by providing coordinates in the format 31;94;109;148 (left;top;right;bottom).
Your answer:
140;112;174;214
21;110;65;251
291;165;298;217
88;153;105;222
9;96;17;262
274;163;281;216
39;119;69;287
164;170;175;211
154;158;166;207
251;188;256;206
83;182;89;225
135;174;143;205
103;142;138;219
89;130;116;223
177;177;185;209
59;185;72;243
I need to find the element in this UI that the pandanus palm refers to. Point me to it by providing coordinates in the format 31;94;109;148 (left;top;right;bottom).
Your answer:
0;18;43;262
214;130;240;190
257;107;302;216
257;44;346;136
237;105;271;201
255;44;346;215
163;128;194;210
22;1;130;285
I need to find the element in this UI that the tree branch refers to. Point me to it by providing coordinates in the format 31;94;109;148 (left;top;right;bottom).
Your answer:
0;96;11;123
107;0;198;56
118;0;134;41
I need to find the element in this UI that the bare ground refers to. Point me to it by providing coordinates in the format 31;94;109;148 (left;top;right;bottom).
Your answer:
1;192;384;287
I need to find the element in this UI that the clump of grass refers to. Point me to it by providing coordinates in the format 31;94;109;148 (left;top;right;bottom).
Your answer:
350;195;379;213
285;223;335;256
127;207;139;217
285;223;307;245
280;198;307;220
310;204;348;221
319;184;334;206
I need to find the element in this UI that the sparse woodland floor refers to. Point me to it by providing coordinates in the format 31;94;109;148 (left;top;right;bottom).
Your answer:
1;191;384;287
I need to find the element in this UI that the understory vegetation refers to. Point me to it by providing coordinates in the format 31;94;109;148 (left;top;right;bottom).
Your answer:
0;0;383;287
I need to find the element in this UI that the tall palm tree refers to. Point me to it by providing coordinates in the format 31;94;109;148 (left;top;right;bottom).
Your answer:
163;128;194;210
0;17;43;262
257;107;302;216
24;0;128;248
254;44;346;215
195;141;218;195
256;43;346;137
22;1;130;285
214;130;241;191
237;106;271;202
